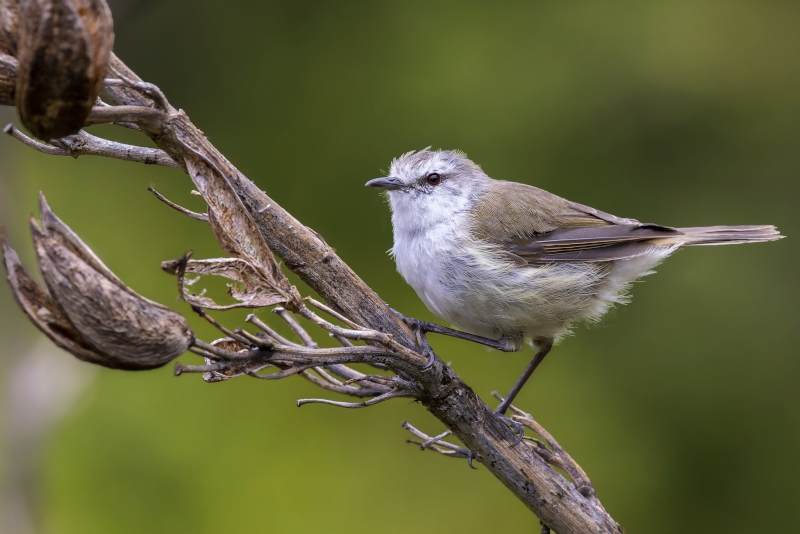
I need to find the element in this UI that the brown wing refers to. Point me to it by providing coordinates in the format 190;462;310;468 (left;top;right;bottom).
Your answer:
504;224;683;262
471;181;680;263
470;181;611;240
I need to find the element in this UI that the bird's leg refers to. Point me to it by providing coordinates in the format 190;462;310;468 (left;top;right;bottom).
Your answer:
495;339;553;416
391;309;517;352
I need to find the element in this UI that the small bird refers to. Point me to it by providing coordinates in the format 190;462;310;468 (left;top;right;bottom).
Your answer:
367;149;783;414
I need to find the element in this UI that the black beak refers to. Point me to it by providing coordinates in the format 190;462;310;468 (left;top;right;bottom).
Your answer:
365;177;404;190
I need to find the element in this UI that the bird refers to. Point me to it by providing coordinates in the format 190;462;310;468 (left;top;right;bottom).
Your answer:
366;148;784;415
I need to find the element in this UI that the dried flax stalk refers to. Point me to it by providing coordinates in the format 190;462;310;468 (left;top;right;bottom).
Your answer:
0;52;16;105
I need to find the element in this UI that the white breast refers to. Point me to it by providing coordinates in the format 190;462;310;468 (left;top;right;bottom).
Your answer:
391;203;471;320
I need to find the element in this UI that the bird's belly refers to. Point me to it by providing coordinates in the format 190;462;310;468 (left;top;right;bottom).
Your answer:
394;228;677;343
444;258;612;341
394;234;607;341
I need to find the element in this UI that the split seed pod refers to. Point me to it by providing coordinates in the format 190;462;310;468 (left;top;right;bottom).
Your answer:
0;53;16;105
0;0;19;56
1;193;193;370
15;0;113;140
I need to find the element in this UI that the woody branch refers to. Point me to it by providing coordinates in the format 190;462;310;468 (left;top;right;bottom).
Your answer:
0;3;620;533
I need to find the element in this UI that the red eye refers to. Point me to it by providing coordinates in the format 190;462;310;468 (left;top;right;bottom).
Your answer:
426;173;441;185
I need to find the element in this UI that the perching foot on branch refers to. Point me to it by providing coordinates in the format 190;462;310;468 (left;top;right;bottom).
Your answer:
391;308;515;353
499;415;526;446
493;392;596;499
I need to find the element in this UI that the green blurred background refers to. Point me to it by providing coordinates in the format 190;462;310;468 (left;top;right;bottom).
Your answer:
1;0;798;532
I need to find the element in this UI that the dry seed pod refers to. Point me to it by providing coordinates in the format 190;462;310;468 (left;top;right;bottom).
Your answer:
15;0;113;139
1;194;193;370
2;228;111;366
0;52;16;105
0;0;19;55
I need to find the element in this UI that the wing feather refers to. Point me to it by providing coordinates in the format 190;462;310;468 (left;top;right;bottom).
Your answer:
471;181;682;263
469;181;782;265
505;225;683;263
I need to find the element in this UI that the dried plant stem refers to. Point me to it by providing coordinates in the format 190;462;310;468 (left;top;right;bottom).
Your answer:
4;124;181;169
273;306;318;347
402;421;476;468
84;105;165;126
297;389;411;409
494;392;596;498
246;314;299;347
148;188;209;221
3;50;622;534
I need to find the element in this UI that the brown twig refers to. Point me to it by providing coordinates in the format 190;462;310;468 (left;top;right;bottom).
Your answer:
402;421;477;469
84;105;166;127
273;306;318;347
148;188;209;221
4;124;181;169
297;389;413;409
246;313;299;347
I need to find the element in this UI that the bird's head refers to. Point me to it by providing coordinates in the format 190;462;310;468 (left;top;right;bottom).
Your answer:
366;148;490;231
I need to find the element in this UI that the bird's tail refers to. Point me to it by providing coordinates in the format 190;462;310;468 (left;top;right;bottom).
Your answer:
671;225;784;246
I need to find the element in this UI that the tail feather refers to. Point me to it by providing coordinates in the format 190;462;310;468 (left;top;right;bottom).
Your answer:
674;225;784;246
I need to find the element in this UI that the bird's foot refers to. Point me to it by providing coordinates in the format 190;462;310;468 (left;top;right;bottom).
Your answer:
391;309;437;369
420;344;436;370
497;413;525;446
391;307;418;328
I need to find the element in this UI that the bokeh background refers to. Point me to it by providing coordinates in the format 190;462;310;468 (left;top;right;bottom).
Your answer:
1;1;799;532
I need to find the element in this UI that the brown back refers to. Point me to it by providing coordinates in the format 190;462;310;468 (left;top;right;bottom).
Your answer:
470;181;611;243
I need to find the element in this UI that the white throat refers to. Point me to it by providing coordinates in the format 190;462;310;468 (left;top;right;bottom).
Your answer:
386;185;487;320
387;185;482;238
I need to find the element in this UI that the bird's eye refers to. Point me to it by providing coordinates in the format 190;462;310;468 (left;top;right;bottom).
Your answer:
426;173;441;185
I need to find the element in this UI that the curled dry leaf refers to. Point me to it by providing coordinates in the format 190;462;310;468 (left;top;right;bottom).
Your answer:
0;0;19;56
181;154;299;308
0;52;16;105
162;253;287;310
159;152;300;311
1;193;193;370
15;0;114;139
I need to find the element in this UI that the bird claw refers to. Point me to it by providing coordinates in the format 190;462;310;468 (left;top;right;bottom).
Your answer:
498;414;525;446
392;308;437;370
466;449;477;469
421;347;436;370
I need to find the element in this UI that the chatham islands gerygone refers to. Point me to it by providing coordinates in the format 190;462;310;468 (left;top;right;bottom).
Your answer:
366;148;784;415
